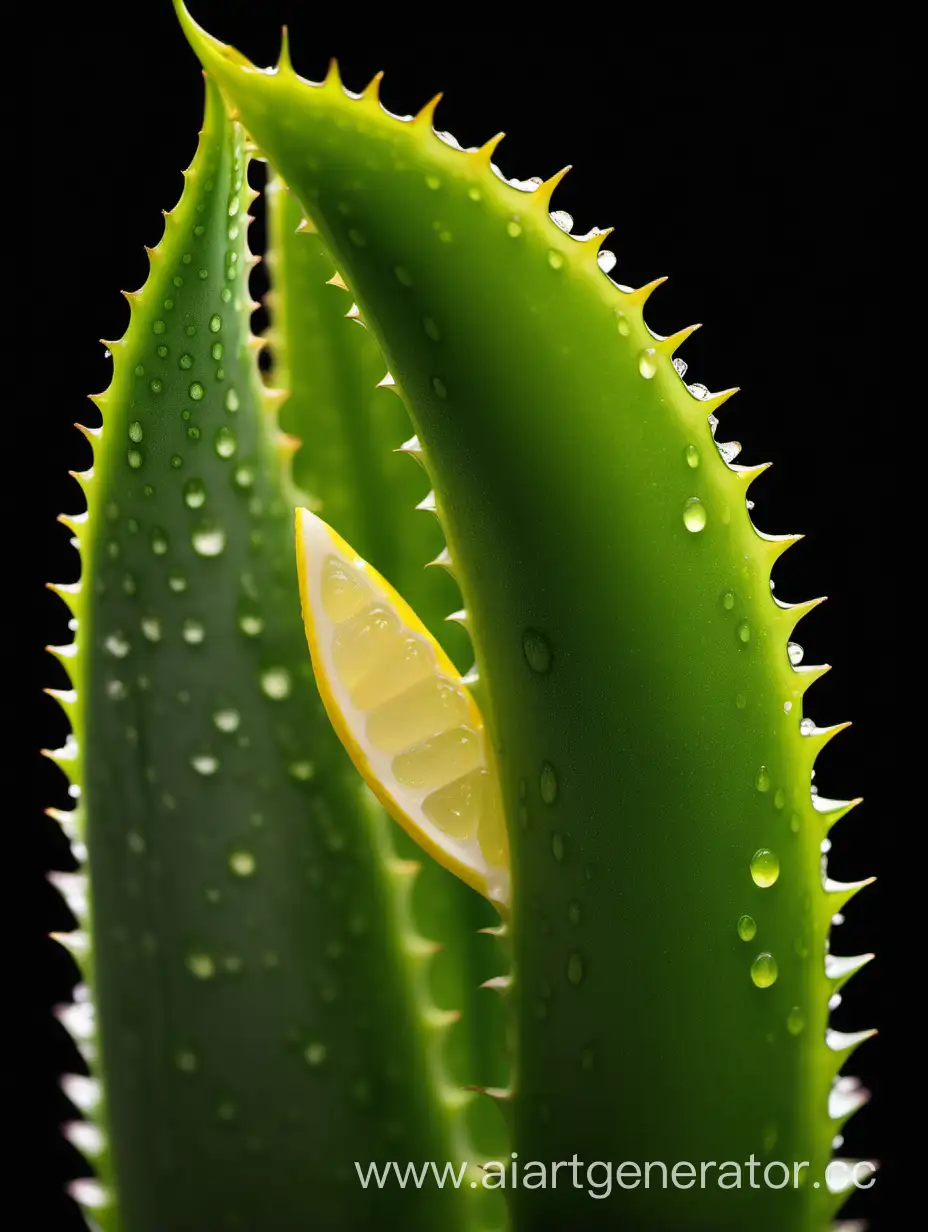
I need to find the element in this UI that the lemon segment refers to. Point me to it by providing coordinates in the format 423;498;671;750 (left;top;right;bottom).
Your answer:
295;508;510;909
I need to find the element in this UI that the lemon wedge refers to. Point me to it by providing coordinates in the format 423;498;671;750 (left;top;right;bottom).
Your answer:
295;508;510;909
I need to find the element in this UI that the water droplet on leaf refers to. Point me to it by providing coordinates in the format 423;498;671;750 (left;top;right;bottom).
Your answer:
750;953;778;988
523;628;552;674
683;497;707;532
750;848;780;888
540;763;558;803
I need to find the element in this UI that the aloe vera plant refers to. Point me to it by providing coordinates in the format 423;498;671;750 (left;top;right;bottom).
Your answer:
38;7;883;1230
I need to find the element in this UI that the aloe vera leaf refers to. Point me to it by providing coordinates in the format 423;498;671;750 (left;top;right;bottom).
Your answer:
176;13;876;1230
47;76;476;1231
265;165;509;1190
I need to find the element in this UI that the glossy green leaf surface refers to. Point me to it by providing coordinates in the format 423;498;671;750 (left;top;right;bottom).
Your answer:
175;12;875;1229
49;77;476;1232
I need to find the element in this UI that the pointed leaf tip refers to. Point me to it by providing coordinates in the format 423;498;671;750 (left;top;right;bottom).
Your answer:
416;92;444;127
277;26;292;73
479;132;506;160
362;70;385;102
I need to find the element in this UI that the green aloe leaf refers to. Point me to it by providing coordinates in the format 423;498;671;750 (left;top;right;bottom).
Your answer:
176;11;875;1230
264;167;509;1195
47;76;480;1231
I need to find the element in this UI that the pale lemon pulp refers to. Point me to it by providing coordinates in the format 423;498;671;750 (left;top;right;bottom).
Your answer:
297;513;509;909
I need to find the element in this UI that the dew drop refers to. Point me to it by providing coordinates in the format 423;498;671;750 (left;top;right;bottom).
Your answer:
215;426;237;458
149;378;163;394
168;573;187;593
260;667;292;700
289;760;315;781
151;527;169;555
140;617;161;643
183;478;206;509
722;589;735;610
394;265;414;287
750;953;778;988
783;701;793;714
422;316;441;341
616;310;631;337
211;342;223;360
787;641;804;666
683;497;707;532
234;464;255;489
789;812;801;834
540;762;558;804
684;444;700;468
506;220;522;238
551;832;565;863
171;454;183;469
229;850;256;877
182;618;205;646
750;848;780;888
176;1049;198;1072
189;382;205;402
566;953;584;985
638;348;657;379
153;319;166;334
213;708;240;733
185;324;197;337
522;628;552;674
225;389;239;413
190;753;219;777
547;250;564;270
431;377;448;400
220;287;232;303
128;421;143;443
755;766;772;793
786;1006;805;1035
304;1041;327;1066
799;717;815;735
737;914;757;941
127;450;143;469
239;611;264;637
551;210;573;232
597;250;616;273
192;525;226;557
104;632;130;658
179;353;193;371
737;621;751;644
186;951;215;978
735;692;747;709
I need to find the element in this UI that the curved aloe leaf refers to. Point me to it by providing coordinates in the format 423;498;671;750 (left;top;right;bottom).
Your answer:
177;11;875;1230
47;76;479;1231
264;169;509;1181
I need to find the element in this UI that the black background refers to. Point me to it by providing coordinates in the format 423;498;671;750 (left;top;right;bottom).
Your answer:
20;6;904;1227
